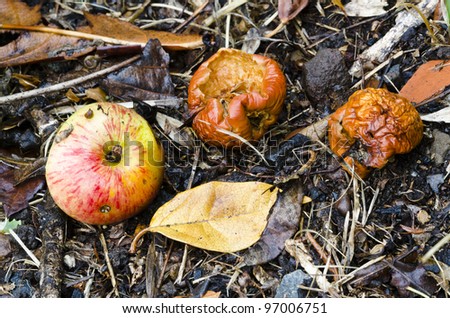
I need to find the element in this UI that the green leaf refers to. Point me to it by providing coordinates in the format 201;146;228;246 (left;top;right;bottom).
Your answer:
0;218;21;234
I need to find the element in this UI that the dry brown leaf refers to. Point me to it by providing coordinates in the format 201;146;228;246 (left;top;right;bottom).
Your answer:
0;32;95;67
0;167;45;217
0;0;41;25
400;60;450;104
82;12;203;51
243;182;304;266
278;0;309;24
101;39;175;100
0;11;203;67
142;181;278;253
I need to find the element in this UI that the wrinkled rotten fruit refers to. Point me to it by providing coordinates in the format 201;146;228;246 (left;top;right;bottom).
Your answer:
45;103;164;225
328;88;423;178
187;48;286;147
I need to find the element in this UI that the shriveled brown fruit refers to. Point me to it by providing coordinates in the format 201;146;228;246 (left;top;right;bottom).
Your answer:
328;88;423;178
187;48;286;148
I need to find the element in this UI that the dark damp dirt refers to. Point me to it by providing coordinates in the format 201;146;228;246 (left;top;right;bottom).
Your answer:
0;1;448;298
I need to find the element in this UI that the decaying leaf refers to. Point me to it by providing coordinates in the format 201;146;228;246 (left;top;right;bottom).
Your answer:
0;32;95;68
82;12;203;51
0;234;13;259
0;10;203;67
344;0;388;17
243;182;304;266
349;250;439;297
400;60;450;104
102;39;175;100
0;0;41;25
278;0;309;24
391;259;439;297
133;181;279;253
0;166;44;217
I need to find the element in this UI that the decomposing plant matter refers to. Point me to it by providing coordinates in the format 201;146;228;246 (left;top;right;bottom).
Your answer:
328;88;423;178
188;48;286;147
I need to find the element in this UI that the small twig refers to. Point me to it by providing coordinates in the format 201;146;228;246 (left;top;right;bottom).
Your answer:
175;244;189;285
0;55;140;104
351;50;404;89
349;0;439;76
421;233;450;263
265;22;286;38
8;229;40;267
306;232;339;281
187;146;201;190
156;240;174;289
203;0;248;27
99;229;120;297
126;0;152;23
174;1;209;33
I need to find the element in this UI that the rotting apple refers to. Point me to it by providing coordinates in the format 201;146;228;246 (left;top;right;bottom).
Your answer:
45;102;164;225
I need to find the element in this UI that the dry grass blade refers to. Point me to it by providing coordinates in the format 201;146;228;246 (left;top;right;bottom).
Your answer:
285;239;341;297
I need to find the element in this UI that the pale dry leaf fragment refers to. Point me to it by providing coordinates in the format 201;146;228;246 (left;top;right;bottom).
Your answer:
420;107;450;123
344;0;388;17
145;181;279;253
285;239;340;297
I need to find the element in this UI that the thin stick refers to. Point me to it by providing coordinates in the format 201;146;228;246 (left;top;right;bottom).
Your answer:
421;233;450;263
0;55;140;104
306;232;339;281
99;229;120;297
175;244;189;285
203;0;248;27
8;229;40;267
174;1;209;33
187;146;200;190
351;50;404;89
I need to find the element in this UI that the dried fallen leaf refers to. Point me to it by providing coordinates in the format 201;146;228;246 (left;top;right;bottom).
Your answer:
0;11;203;67
0;0;41;25
278;0;309;24
132;181;279;253
400;60;450;104
82;12;203;51
391;260;439;297
102;39;175;100
243;182;303;266
0;32;95;67
0;166;45;217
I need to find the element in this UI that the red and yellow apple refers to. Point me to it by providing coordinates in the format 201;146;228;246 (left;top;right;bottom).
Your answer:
45;102;164;225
